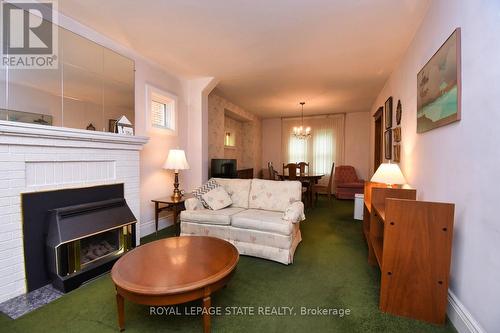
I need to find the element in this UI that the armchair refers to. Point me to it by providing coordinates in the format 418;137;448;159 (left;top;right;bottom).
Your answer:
334;165;364;199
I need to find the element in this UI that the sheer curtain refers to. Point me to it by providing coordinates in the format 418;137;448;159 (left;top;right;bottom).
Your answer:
282;114;345;184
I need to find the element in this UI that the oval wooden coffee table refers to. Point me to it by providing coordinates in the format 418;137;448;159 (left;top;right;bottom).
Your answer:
111;236;239;332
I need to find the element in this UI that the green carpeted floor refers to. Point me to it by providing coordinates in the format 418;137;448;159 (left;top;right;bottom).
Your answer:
0;198;456;332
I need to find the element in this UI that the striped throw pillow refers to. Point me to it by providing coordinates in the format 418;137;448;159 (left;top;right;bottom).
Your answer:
192;178;220;208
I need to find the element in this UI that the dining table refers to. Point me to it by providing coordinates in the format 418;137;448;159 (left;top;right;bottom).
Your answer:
278;173;325;207
277;172;325;184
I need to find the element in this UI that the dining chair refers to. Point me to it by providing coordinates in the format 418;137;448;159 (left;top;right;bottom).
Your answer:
267;162;279;180
283;163;298;180
283;163;312;207
312;162;335;204
297;162;309;174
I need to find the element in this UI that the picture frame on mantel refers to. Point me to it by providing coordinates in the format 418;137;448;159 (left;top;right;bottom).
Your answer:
384;129;392;160
384;97;393;129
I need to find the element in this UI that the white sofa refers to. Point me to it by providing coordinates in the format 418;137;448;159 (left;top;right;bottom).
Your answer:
180;178;305;264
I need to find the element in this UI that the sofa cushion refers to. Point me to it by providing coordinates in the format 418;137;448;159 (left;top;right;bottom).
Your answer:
231;209;293;236
202;186;232;210
180;207;245;225
248;179;302;212
213;178;252;209
230;223;300;249
192;178;220;208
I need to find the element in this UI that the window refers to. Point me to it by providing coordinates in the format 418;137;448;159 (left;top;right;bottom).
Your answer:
312;129;334;175
151;100;173;129
288;135;308;163
146;85;177;134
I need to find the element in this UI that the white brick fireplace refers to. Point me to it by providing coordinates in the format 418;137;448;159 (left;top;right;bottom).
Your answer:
0;121;148;303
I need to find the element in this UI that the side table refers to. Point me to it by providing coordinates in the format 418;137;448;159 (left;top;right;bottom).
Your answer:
151;194;192;236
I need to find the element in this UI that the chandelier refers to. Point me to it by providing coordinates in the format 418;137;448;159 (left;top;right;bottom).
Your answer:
293;102;311;140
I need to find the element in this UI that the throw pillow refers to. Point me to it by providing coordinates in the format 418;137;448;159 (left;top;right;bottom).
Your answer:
192;178;220;208
202;186;233;210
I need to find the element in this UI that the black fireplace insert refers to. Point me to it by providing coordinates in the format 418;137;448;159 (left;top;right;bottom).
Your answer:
22;184;136;293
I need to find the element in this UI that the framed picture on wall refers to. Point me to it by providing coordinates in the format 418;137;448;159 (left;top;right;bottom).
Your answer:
393;144;401;163
384;129;392;159
385;97;393;129
393;127;401;142
396;99;402;125
417;28;461;133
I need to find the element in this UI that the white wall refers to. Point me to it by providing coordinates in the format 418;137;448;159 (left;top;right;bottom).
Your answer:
345;112;370;180
261;118;282;178
261;114;370;180
369;1;500;331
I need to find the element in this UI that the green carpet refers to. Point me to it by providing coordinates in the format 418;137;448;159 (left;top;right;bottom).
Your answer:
0;198;456;332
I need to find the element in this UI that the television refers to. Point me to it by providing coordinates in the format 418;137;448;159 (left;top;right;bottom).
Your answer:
211;159;237;178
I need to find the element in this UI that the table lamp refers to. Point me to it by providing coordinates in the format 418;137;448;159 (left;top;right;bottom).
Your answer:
163;149;190;200
371;162;406;188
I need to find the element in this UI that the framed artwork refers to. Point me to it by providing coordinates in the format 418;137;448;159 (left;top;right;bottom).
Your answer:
393;127;401;142
108;119;118;133
117;124;134;135
393;145;401;163
384;129;392;160
417;28;461;133
384;97;393;129
396;100;402;125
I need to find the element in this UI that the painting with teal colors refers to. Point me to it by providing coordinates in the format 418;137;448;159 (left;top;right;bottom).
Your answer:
417;28;461;133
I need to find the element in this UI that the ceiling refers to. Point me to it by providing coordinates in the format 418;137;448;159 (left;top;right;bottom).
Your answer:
58;0;430;118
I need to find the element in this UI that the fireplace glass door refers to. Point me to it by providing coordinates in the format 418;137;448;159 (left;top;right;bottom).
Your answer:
56;225;133;277
80;229;120;266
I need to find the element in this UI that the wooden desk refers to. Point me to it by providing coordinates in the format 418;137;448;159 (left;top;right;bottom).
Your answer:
151;195;192;236
363;182;455;325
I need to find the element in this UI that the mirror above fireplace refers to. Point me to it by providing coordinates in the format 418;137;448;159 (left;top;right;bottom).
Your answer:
0;12;135;133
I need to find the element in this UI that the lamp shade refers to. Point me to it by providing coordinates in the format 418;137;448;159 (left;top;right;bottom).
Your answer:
163;149;190;171
371;163;406;185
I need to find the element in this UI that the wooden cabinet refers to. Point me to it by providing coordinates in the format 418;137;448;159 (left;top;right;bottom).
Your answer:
363;182;455;324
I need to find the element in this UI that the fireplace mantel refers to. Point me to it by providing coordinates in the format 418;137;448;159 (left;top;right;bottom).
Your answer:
0;120;147;303
0;120;149;150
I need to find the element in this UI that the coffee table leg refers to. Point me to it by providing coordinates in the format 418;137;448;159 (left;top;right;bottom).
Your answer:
116;292;125;331
202;296;211;333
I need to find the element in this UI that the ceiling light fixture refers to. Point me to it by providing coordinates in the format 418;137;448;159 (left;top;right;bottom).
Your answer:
293;102;311;140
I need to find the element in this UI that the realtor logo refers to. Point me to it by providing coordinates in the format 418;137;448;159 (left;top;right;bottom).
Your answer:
1;0;58;69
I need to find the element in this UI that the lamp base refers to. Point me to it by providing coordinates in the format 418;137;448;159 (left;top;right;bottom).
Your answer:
171;171;182;201
171;190;182;200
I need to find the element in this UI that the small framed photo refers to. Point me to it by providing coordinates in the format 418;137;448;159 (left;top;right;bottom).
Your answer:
393;127;401;142
384;129;392;160
385;97;393;129
393;144;401;163
108;119;118;133
117;124;134;135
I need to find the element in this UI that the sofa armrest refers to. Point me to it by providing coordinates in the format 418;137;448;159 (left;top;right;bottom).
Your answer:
185;197;203;210
282;201;305;224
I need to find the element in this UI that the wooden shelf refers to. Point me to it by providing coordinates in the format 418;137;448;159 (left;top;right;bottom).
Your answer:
372;202;385;222
362;182;456;325
370;235;383;267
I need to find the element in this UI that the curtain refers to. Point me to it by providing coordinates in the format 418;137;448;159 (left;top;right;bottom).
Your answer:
282;114;345;184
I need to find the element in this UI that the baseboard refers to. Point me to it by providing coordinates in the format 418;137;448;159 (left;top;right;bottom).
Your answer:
447;290;486;333
139;216;174;238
